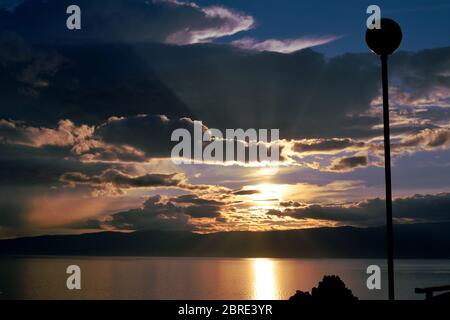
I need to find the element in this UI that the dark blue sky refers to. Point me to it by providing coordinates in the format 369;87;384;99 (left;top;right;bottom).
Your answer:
196;0;450;55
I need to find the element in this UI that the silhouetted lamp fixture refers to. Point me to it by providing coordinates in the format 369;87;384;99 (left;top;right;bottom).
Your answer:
366;18;402;301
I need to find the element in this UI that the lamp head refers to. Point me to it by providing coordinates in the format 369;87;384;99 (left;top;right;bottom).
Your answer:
366;18;402;56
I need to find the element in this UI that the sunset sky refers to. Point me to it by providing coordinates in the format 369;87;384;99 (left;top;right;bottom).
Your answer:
0;0;449;238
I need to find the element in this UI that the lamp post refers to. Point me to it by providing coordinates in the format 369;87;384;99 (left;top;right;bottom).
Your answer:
366;18;402;301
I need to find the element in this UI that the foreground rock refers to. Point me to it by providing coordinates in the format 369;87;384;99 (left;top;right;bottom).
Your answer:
289;275;358;301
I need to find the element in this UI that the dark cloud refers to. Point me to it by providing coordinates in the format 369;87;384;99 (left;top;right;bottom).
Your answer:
184;205;221;218
413;107;450;124
1;31;448;139
95;115;198;158
59;167;216;195
279;201;303;207
102;195;190;231
94;44;448;140
140;47;382;139
0;142;111;229
172;194;223;206
0;40;191;126
392;47;450;96
0;143;108;188
60;169;183;189
141;45;449;140
326;155;368;172
99;194;223;231
1;0;253;45
233;189;260;196
268;193;450;227
0;31;64;96
294;138;365;154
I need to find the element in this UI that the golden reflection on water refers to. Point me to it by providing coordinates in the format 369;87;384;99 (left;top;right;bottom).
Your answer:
252;258;279;300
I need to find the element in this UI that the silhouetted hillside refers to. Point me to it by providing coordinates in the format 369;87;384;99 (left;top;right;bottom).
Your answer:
0;223;449;258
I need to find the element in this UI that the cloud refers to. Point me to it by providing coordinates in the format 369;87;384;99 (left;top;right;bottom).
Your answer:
368;127;450;157
60;169;187;195
293;138;365;155
75;191;450;232
2;36;448;141
325;155;368;172
231;36;339;54
172;194;223;206
279;201;303;207
1;0;254;45
0;117;151;163
123;46;382;139
60;169;182;188
184;205;221;218
97;195;191;231
0;31;64;96
267;193;450;227
0;40;192;126
0;119;95;152
233;189;261;196
165;3;255;44
95;115;198;158
0;142;110;189
99;194;223;231
392;128;450;153
392;47;450;96
59;166;220;197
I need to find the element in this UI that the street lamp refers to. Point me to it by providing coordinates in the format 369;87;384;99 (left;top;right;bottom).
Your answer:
366;18;402;301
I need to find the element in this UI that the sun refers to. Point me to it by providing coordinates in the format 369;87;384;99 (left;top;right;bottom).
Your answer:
249;184;287;204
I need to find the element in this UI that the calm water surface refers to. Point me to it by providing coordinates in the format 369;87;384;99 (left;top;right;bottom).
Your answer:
0;257;449;300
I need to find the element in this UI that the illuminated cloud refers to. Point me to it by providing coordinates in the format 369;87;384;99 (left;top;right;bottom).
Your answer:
0;119;96;152
369;127;450;156
166;4;255;44
72;190;450;232
231;36;339;53
392;128;450;152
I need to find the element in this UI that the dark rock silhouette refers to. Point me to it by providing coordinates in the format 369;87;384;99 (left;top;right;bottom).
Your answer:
289;275;358;301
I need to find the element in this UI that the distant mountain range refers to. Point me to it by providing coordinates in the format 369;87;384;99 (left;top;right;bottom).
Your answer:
1;223;449;258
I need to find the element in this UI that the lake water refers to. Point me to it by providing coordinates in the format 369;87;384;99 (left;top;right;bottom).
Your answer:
0;257;449;300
